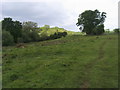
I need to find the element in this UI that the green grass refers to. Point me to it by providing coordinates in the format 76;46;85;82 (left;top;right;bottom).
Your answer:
2;34;118;88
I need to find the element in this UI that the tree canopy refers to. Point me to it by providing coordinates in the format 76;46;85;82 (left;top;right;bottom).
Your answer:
76;9;106;35
22;21;38;31
2;17;68;46
2;17;22;42
113;28;119;34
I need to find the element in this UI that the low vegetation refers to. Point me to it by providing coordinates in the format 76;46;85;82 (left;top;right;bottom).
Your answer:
2;34;118;88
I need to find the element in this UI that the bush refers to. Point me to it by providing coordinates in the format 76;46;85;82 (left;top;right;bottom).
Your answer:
29;31;40;41
17;37;24;43
2;30;14;46
114;28;119;34
49;32;67;40
21;30;40;43
21;31;32;43
62;32;67;37
53;32;59;39
57;32;63;38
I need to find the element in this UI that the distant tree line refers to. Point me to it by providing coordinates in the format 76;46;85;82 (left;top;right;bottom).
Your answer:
2;17;67;46
113;28;119;34
104;28;119;34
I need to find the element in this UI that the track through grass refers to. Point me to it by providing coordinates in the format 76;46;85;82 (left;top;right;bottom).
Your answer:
2;34;118;88
81;41;107;88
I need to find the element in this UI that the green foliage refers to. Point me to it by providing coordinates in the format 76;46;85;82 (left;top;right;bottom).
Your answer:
113;28;119;34
50;32;67;40
40;25;50;32
2;17;84;46
21;21;40;43
17;37;24;43
12;21;22;42
93;24;105;35
21;30;32;43
2;17;22;43
105;29;110;33
76;9;106;35
44;25;50;30
21;30;40;43
22;21;38;31
39;31;67;41
29;31;40;41
62;32;67;37
2;30;14;46
2;18;13;31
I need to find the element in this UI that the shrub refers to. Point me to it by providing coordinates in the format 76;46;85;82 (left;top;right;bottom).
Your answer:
49;32;67;40
17;37;24;43
114;28;119;34
21;31;32;43
57;32;63;38
21;30;40;43
53;32;59;39
29;31;40;41
62;32;67;37
2;30;14;46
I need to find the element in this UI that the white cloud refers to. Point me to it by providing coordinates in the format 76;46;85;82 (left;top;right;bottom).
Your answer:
2;0;119;31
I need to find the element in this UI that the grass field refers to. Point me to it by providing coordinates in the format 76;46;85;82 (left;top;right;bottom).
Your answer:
2;34;118;88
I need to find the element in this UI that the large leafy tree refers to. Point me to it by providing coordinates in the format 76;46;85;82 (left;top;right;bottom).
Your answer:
76;9;106;35
22;21;38;31
2;17;22;42
44;25;50;30
22;21;40;42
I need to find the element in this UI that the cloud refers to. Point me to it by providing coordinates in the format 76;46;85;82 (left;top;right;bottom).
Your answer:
2;1;80;31
2;0;119;31
2;2;68;25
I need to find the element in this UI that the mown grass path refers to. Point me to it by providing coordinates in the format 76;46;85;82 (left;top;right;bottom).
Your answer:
81;41;107;88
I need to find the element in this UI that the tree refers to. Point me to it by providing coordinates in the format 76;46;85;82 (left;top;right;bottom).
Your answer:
2;18;13;32
62;32;67;37
22;21;38;31
12;21;22;42
29;31;40;41
44;25;50;30
21;30;32;43
21;21;40;42
114;28;119;34
2;30;14;46
105;29;110;34
2;17;22;43
20;29;40;43
76;9;106;35
93;24;105;35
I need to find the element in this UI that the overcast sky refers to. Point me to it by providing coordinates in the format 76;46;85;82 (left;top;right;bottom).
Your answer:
1;0;119;32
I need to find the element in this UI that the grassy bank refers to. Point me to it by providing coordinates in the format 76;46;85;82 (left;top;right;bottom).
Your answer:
2;34;118;88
